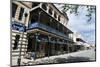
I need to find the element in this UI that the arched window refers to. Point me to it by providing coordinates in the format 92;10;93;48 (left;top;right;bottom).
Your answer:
58;15;61;21
54;12;57;18
18;7;24;20
42;3;47;10
49;7;53;15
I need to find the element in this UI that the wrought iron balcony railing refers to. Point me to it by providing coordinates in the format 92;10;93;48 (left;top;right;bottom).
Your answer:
28;22;73;41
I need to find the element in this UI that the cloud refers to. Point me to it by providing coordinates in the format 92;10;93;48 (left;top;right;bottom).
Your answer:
67;6;96;45
55;4;96;45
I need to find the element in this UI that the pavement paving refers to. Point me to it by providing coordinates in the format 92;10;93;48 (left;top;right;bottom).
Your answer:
20;49;96;65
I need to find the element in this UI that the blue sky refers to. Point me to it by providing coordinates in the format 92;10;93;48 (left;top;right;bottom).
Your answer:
55;4;96;45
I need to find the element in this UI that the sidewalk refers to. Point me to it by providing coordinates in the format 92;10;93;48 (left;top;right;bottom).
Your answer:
21;49;95;65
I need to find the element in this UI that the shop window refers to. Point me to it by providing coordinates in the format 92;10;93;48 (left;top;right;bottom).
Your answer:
63;45;67;51
36;42;40;52
13;35;20;50
18;7;24;20
27;35;36;52
12;3;17;17
30;13;38;23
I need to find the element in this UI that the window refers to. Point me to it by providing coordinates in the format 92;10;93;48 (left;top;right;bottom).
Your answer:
12;3;17;17
32;3;40;7
13;35;20;50
36;42;40;52
76;38;80;41
42;3;47;10
27;35;36;52
54;12;57;18
18;7;24;20
30;12;38;23
49;7;53;15
58;15;61;21
29;8;40;24
63;44;67;51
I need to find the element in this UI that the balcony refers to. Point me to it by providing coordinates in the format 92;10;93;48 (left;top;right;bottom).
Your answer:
28;22;73;41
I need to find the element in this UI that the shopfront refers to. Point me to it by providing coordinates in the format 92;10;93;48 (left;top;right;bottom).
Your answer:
26;31;71;58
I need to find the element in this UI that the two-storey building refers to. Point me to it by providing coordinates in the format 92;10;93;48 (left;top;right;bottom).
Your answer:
11;1;83;66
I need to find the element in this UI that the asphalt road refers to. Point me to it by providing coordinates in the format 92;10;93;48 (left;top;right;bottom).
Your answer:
21;49;96;65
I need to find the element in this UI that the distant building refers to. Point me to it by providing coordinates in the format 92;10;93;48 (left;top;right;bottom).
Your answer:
73;33;92;51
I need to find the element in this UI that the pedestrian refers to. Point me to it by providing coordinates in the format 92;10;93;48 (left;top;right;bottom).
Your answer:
31;52;36;60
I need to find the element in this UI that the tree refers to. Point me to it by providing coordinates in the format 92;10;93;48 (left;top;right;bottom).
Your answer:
58;4;96;22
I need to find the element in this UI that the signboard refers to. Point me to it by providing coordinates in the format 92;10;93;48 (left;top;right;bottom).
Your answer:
11;21;26;32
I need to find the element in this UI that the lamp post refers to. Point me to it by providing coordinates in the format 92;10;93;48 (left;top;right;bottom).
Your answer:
17;13;28;66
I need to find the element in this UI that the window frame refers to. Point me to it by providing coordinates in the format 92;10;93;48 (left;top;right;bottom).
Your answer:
12;3;17;18
18;7;24;21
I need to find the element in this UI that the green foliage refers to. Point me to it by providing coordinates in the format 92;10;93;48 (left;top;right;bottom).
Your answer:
86;6;96;22
60;4;96;22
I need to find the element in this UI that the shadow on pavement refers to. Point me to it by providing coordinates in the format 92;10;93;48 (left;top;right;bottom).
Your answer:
53;56;91;63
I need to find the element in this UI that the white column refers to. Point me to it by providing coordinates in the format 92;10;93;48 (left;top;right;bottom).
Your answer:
15;6;21;21
52;10;54;17
47;6;49;13
39;3;42;8
56;14;59;21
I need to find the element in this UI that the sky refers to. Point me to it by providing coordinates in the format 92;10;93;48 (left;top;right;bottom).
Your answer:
55;4;96;45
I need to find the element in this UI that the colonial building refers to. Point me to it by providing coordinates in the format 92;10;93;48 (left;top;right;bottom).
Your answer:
11;1;87;66
11;1;31;66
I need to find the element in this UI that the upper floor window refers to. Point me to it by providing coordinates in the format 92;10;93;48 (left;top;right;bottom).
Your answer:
49;7;53;15
58;15;61;21
12;3;17;17
54;12;57;18
42;3;47;10
18;7;24;20
32;3;40;7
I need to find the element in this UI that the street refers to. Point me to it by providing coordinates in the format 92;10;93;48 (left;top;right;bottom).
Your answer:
21;49;96;65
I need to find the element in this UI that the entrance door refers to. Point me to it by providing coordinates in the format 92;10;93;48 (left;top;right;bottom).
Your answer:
44;42;52;57
49;43;52;56
27;36;35;52
45;42;49;57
